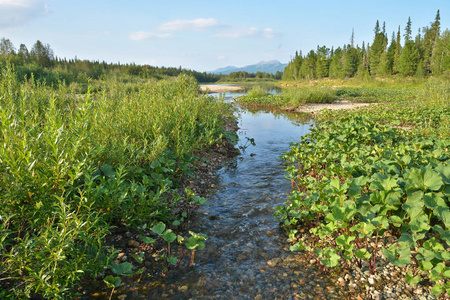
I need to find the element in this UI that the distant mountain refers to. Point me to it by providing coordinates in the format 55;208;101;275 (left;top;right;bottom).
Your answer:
211;60;287;75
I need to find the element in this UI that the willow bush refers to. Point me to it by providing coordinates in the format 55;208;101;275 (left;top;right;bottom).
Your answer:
0;64;230;298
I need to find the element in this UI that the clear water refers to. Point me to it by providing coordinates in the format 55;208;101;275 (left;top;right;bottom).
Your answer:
111;86;337;299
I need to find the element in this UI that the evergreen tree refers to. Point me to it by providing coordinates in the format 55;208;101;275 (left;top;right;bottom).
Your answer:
393;27;402;74
343;45;359;77
299;50;317;79
404;17;412;43
316;45;330;78
431;29;450;75
329;47;344;78
423;10;441;73
369;20;387;75
399;18;420;76
386;32;397;74
357;42;371;80
399;41;420;76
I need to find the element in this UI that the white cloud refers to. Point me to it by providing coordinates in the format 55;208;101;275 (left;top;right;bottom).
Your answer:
215;27;277;39
159;18;219;31
0;0;48;29
129;31;172;41
217;55;226;61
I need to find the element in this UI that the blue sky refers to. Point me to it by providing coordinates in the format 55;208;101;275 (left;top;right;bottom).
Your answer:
1;0;449;71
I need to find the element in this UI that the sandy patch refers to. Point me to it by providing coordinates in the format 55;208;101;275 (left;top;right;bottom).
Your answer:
200;85;244;93
295;100;374;113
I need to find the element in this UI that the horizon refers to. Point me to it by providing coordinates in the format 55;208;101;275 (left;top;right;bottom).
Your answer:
1;1;449;72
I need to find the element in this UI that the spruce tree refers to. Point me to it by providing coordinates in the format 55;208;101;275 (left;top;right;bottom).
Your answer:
399;18;419;76
386;32;397;74
431;29;450;75
393;26;402;74
370;20;387;75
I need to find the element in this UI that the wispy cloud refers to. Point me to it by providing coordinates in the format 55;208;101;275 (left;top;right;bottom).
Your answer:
0;0;48;28
215;27;277;39
159;18;219;31
129;31;172;41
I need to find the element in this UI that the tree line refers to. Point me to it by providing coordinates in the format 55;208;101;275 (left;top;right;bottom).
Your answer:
0;39;223;85
0;39;282;86
283;11;449;80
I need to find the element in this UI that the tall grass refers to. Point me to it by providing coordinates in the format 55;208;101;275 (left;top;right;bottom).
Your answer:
237;86;338;108
0;64;230;298
281;87;338;105
417;77;450;109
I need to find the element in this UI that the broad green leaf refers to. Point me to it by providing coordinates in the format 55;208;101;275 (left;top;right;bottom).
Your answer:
111;262;133;276
104;275;121;288
371;215;389;230
436;208;450;228
409;213;430;233
289;241;304;252
336;234;355;246
419;260;434;271
151;222;166;235
389;215;403;227
321;249;340;268
430;263;446;281
403;191;424;219
405;271;421;285
424;168;443;191
143;237;156;244
350;222;375;238
417;247;436;261
398;233;416;248
435;165;450;184
162;230;177;243
355;248;371;259
424;193;448;210
431;283;444;296
167;256;178;266
330;178;341;191
382;243;411;267
185;236;204;250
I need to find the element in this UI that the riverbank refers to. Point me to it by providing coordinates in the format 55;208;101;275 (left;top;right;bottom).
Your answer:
289;99;373;114
200;84;244;93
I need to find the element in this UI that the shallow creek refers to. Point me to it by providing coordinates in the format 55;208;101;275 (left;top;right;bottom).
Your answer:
119;88;339;299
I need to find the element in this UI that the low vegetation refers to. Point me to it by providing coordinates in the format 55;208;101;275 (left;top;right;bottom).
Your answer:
276;76;450;297
0;64;234;298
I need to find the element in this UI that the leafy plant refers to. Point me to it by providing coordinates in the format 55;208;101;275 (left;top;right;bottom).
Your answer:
277;115;450;296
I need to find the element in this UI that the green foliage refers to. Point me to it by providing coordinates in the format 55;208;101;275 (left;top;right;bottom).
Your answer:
283;11;449;80
0;64;229;298
237;87;338;108
277;110;449;294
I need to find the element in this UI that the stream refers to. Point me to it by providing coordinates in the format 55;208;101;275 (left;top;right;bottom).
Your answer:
118;86;338;299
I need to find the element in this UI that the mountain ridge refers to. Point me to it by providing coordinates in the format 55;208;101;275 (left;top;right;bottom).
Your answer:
211;60;287;75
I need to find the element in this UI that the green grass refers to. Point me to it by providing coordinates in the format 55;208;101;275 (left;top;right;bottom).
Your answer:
0;64;232;298
237;86;338;108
